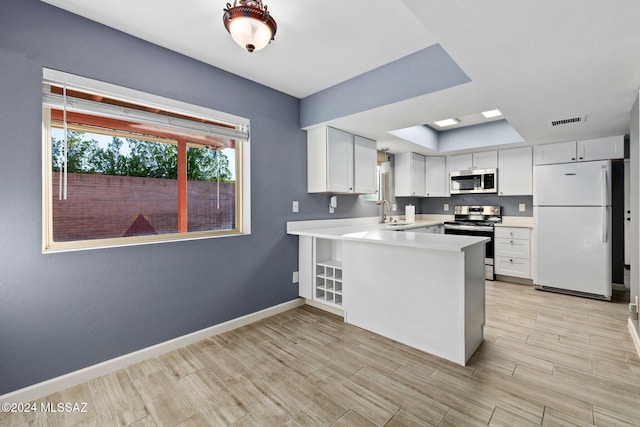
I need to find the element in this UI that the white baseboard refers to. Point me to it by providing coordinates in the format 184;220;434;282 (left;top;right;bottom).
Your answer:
495;275;533;286
0;298;304;404
304;298;344;317
629;319;640;360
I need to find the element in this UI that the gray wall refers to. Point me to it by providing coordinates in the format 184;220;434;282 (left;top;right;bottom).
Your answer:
389;120;524;153
0;0;376;394
438;119;524;152
300;44;470;129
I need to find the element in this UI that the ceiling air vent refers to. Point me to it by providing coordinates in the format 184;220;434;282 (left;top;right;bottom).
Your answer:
550;115;587;127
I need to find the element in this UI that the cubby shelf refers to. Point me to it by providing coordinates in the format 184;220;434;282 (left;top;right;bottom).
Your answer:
315;259;343;307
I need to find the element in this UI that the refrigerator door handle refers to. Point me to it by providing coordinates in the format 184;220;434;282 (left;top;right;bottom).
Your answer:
601;168;608;243
601;168;607;208
602;205;608;242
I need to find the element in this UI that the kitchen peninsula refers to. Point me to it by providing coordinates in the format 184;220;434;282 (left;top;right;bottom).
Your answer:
287;218;488;366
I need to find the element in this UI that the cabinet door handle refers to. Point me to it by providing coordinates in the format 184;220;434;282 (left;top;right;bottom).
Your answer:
510;259;513;262
510;240;514;244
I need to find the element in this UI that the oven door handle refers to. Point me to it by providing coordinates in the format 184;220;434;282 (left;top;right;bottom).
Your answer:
444;225;494;232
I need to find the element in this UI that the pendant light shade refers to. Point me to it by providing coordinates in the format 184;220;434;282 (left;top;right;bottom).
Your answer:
223;1;277;53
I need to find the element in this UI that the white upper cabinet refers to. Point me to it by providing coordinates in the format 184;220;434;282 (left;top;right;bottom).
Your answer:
447;153;473;172
577;135;624;161
447;151;497;172
533;140;578;165
446;151;497;194
472;151;498;169
395;152;426;197
533;135;624;165
424;156;448;197
498;146;532;196
325;127;354;193
353;135;377;194
307;126;377;194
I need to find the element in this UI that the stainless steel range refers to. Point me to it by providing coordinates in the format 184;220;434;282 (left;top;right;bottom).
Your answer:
443;205;502;280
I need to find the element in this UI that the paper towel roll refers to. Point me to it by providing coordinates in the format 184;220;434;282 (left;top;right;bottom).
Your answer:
405;205;415;223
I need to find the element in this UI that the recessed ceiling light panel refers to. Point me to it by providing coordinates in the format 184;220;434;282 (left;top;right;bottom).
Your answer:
481;109;502;118
434;118;459;127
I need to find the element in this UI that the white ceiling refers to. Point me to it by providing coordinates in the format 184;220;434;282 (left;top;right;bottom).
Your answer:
41;0;640;154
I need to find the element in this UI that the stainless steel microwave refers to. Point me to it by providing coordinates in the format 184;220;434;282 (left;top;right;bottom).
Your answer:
450;168;497;194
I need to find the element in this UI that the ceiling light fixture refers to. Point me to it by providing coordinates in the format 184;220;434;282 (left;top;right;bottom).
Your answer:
481;109;502;118
223;0;277;53
434;118;459;128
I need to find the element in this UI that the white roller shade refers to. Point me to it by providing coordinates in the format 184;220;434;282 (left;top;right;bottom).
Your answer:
42;91;249;143
43;68;250;144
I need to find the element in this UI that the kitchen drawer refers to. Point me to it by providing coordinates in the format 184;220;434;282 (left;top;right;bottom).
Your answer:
495;237;530;258
495;226;530;240
495;256;530;278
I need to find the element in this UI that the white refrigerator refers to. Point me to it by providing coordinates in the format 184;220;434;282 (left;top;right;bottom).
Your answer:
533;160;612;300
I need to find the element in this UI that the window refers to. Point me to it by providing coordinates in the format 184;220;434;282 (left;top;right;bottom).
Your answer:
42;69;250;252
362;151;390;202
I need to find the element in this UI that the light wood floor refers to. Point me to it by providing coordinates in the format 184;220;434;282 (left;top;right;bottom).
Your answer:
2;281;639;426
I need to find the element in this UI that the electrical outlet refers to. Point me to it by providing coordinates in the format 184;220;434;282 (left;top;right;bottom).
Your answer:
519;203;526;212
630;300;639;320
444;203;449;211
292;201;299;212
292;271;299;283
392;204;397;211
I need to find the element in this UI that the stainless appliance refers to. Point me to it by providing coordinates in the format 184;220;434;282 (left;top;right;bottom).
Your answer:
444;205;501;280
450;168;497;194
533;160;612;300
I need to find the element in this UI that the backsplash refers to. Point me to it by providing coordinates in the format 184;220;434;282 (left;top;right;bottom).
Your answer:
421;194;534;216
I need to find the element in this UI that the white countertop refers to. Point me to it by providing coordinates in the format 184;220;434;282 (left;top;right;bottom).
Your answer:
495;216;534;228
287;218;488;252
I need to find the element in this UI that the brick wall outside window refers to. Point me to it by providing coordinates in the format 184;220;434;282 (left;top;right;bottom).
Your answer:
52;172;235;242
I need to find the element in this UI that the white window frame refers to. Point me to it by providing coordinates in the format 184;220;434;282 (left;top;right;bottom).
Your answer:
41;68;251;253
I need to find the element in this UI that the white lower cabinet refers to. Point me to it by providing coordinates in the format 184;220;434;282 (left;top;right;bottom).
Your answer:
495;226;531;279
495;256;530;278
410;224;444;234
298;236;314;299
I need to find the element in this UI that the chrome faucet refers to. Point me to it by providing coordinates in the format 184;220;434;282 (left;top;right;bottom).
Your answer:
379;200;390;223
